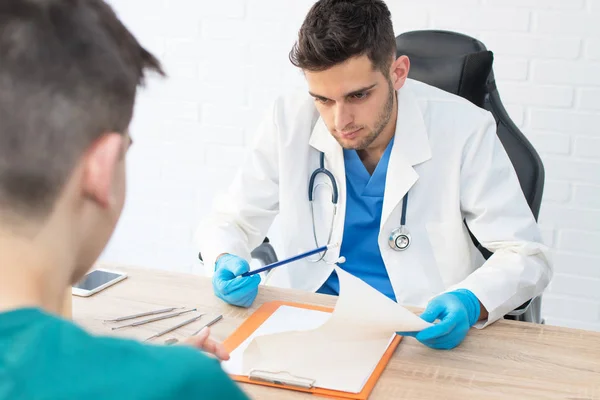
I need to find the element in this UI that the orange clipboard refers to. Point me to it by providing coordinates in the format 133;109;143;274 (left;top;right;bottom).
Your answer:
223;300;402;399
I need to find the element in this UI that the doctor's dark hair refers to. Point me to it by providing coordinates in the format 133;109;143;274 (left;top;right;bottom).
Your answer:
289;0;396;73
0;0;164;219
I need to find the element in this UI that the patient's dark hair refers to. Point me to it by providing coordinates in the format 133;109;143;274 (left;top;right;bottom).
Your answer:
0;0;164;218
289;0;396;73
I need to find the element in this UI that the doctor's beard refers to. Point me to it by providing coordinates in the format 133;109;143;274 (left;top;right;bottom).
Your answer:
339;79;396;151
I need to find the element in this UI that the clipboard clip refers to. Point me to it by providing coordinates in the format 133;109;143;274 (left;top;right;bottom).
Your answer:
248;369;315;389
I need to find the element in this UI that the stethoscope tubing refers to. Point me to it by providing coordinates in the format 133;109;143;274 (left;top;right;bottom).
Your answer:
309;152;411;253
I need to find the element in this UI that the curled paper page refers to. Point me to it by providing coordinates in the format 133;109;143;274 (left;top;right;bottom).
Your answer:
224;266;432;393
326;266;434;334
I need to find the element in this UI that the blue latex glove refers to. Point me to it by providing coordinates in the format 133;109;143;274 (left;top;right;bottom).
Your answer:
212;254;260;308
397;289;481;350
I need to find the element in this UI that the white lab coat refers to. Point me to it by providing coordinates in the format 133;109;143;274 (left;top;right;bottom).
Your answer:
196;79;552;328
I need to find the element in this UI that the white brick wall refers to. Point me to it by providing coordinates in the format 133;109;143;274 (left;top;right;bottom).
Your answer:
101;0;600;332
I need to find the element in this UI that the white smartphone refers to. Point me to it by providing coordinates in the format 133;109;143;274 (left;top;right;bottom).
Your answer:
72;268;127;297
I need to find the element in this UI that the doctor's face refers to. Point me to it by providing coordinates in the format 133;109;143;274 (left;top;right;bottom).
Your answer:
305;55;397;150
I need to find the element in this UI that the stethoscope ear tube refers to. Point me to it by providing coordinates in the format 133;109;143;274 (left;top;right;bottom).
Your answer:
309;152;339;203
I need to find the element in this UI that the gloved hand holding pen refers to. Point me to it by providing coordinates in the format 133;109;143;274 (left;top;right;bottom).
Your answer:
212;254;261;308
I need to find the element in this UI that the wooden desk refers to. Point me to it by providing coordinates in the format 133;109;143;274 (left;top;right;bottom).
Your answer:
73;265;600;400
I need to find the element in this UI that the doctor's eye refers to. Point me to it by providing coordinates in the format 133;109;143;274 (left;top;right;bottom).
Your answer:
314;97;331;105
349;92;369;101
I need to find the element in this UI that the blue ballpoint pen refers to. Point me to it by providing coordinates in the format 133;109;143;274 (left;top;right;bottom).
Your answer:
240;242;340;277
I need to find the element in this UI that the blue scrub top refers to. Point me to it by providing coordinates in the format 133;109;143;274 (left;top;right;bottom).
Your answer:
317;136;397;302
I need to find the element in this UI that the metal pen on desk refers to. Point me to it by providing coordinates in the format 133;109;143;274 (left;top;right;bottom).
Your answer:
103;307;180;323
111;309;197;330
191;314;224;336
165;315;224;345
144;313;205;342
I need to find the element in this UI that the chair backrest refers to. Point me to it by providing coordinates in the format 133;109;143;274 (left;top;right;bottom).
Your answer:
395;30;545;223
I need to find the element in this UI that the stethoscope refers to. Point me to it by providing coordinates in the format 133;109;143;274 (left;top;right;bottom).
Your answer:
308;152;411;262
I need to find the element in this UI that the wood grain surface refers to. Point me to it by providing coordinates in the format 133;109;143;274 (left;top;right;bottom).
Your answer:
73;264;600;400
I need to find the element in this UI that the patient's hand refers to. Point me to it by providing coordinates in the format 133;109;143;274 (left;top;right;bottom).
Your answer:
182;327;230;361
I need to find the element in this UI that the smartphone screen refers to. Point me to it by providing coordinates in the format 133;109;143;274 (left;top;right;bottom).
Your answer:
73;270;123;291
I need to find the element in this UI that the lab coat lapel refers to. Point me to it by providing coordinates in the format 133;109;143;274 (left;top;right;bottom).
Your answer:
308;117;345;181
381;86;432;229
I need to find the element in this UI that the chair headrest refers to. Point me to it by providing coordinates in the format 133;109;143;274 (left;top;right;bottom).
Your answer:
396;31;494;107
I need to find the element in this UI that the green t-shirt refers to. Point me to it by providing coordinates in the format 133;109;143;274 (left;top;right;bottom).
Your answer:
0;308;249;399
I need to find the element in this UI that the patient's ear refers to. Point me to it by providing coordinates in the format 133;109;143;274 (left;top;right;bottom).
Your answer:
81;133;125;208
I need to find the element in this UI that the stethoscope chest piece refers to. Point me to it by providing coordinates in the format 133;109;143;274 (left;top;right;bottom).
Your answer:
388;226;411;251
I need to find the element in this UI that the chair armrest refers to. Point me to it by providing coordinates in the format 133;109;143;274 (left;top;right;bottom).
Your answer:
250;242;278;266
504;296;544;324
505;299;533;317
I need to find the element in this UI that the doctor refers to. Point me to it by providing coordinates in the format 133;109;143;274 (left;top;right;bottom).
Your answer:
196;0;552;350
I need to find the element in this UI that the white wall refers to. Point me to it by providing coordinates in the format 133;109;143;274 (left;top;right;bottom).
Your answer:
101;0;600;332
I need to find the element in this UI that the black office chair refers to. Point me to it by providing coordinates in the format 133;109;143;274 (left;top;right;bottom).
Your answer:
395;30;545;324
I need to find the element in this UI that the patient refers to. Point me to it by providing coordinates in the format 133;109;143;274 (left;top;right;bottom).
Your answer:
0;1;247;399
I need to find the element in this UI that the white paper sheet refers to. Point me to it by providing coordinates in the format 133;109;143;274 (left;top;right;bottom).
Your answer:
222;306;332;375
224;267;432;393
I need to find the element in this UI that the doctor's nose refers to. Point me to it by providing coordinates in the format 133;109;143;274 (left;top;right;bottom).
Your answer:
333;105;353;132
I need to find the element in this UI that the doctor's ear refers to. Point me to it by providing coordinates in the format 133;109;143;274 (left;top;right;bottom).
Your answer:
389;55;410;91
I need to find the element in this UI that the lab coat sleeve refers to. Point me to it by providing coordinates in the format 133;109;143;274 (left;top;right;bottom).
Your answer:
194;100;281;276
449;111;553;328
